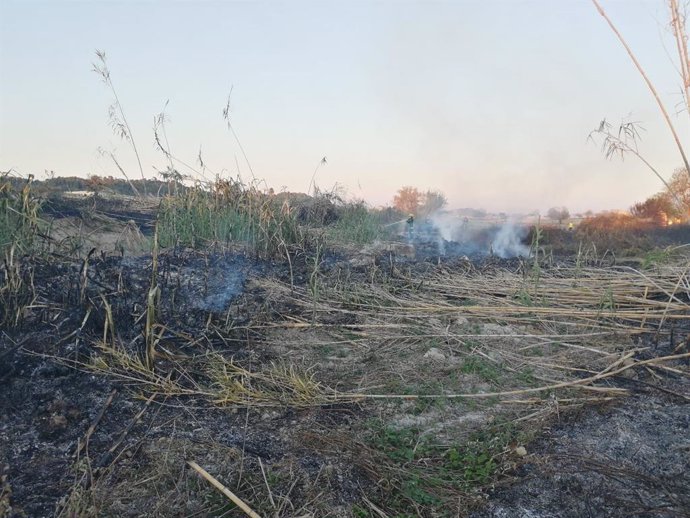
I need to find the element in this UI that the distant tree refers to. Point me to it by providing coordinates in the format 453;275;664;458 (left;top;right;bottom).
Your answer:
666;167;690;212
419;190;447;216
393;186;422;215
547;206;570;224
631;193;679;224
629;167;689;224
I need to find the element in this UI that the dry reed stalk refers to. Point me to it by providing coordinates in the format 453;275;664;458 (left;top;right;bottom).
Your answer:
361;495;390;518
92;50;147;195
501;397;617;405
100;295;115;347
187;460;261;518
251;259;690;417
144;224;161;369
82;345;356;408
669;0;690;119
591;0;690;176
351;351;689;401
258;458;276;511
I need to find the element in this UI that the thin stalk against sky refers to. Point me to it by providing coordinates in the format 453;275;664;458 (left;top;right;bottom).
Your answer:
591;0;690;177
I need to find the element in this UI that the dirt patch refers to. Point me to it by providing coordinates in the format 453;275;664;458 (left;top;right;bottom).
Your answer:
476;383;690;518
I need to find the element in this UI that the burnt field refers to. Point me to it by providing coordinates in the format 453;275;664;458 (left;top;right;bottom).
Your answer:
1;182;690;518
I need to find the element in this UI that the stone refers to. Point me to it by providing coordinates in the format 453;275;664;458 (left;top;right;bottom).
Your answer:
455;316;469;327
423;347;446;361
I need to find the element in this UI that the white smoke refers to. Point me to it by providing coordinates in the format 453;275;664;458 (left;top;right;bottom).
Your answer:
490;221;530;258
430;211;458;241
429;211;458;255
427;212;530;258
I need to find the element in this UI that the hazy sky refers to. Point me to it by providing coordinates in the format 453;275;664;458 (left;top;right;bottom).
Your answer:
1;0;689;213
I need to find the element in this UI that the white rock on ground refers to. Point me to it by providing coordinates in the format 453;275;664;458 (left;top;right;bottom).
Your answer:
481;323;516;335
454;316;469;327
423;347;446;361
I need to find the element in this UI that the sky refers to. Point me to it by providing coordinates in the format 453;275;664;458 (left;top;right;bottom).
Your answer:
1;0;689;213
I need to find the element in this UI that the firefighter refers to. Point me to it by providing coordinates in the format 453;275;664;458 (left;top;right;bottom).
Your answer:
406;213;415;241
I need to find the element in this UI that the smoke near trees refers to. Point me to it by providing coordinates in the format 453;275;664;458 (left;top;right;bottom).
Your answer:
393;186;447;216
421;190;447;216
631;167;689;223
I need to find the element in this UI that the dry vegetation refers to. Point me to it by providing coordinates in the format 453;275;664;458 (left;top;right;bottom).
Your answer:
1;173;689;517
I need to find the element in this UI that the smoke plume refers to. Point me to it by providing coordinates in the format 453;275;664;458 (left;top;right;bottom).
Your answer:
422;212;529;258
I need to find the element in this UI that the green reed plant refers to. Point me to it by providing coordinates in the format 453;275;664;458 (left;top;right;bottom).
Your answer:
327;202;384;245
0;173;42;254
0;244;37;328
0;174;42;329
156;177;304;258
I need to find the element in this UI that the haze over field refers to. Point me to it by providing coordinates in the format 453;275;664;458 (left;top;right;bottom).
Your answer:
1;0;689;213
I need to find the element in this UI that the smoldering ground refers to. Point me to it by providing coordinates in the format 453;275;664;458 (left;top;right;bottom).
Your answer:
407;211;530;259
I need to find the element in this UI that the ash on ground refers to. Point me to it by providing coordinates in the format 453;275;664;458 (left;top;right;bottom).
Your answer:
475;383;690;518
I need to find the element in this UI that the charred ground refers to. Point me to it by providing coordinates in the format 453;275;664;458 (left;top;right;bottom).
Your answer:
1;183;689;518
